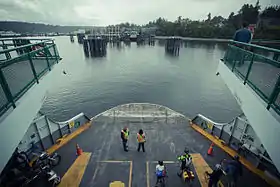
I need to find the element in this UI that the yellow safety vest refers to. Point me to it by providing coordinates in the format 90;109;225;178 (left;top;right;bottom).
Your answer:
137;133;145;143
122;129;129;140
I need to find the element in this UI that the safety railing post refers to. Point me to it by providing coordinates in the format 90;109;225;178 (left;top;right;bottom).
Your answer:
223;45;229;62
44;46;51;71
219;125;224;139
53;44;59;63
28;53;39;84
267;75;280;110
244;54;254;85
0;69;16;108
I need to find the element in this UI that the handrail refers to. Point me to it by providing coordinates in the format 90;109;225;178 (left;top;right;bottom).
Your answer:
0;38;61;118
0;40;53;54
0;38;53;42
229;40;280;54
224;41;280;115
0;44;56;68
196;114;231;127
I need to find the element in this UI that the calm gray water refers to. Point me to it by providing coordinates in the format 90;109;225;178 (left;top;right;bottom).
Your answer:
41;36;241;122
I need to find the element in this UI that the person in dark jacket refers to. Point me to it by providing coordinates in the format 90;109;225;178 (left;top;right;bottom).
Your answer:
224;155;243;187
233;22;252;43
205;164;224;187
121;127;129;152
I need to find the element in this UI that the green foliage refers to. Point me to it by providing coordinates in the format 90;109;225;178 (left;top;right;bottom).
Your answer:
142;2;279;39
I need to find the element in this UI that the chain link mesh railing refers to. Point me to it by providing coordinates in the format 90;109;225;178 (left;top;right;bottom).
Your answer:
0;38;61;116
2;56;35;98
0;85;8;113
247;54;280;101
223;41;280;114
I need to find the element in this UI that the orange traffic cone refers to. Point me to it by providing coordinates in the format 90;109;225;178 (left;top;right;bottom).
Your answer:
207;143;214;155
76;144;83;156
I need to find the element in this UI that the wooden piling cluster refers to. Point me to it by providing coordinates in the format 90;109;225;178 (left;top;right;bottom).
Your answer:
165;37;181;56
136;34;144;45
148;35;155;46
77;33;85;44
70;35;74;42
83;37;107;57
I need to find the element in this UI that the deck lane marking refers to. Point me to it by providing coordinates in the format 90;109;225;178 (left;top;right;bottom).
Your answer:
146;161;150;187
110;181;125;187
192;153;224;187
58;152;91;187
129;161;133;187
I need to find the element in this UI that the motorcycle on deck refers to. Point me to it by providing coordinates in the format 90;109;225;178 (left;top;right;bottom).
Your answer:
22;165;61;187
31;151;61;168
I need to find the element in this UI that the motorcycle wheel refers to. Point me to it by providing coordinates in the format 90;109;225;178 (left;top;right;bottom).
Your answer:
50;155;61;167
51;177;61;187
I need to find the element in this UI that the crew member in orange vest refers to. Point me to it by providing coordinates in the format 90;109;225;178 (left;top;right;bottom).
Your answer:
137;129;146;152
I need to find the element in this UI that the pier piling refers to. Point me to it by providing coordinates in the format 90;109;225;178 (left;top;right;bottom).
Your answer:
77;33;85;44
70;35;74;43
165;37;181;56
83;37;107;57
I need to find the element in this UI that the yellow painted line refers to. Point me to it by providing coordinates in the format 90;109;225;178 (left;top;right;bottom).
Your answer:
99;160;131;163
47;122;91;154
192;153;224;187
58;152;91;187
129;161;133;187
191;123;280;187
146;161;150;187
109;181;125;187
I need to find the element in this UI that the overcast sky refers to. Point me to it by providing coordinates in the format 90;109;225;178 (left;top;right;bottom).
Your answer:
0;0;279;26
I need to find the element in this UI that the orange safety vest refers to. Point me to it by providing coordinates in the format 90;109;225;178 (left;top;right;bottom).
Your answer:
137;133;145;143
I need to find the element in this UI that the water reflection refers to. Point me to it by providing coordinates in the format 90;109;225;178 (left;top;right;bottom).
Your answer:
41;36;241;122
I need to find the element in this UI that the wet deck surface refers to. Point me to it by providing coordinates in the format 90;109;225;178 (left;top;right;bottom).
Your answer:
54;119;271;187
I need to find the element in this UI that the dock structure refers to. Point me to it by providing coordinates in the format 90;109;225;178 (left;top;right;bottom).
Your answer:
77;33;85;44
148;35;155;46
70;34;74;43
83;37;107;57
165;37;181;56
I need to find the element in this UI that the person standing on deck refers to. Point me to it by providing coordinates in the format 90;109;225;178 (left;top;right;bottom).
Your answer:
205;164;224;187
233;22;252;44
223;155;243;187
137;129;146;152
121;127;129;152
177;149;192;177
